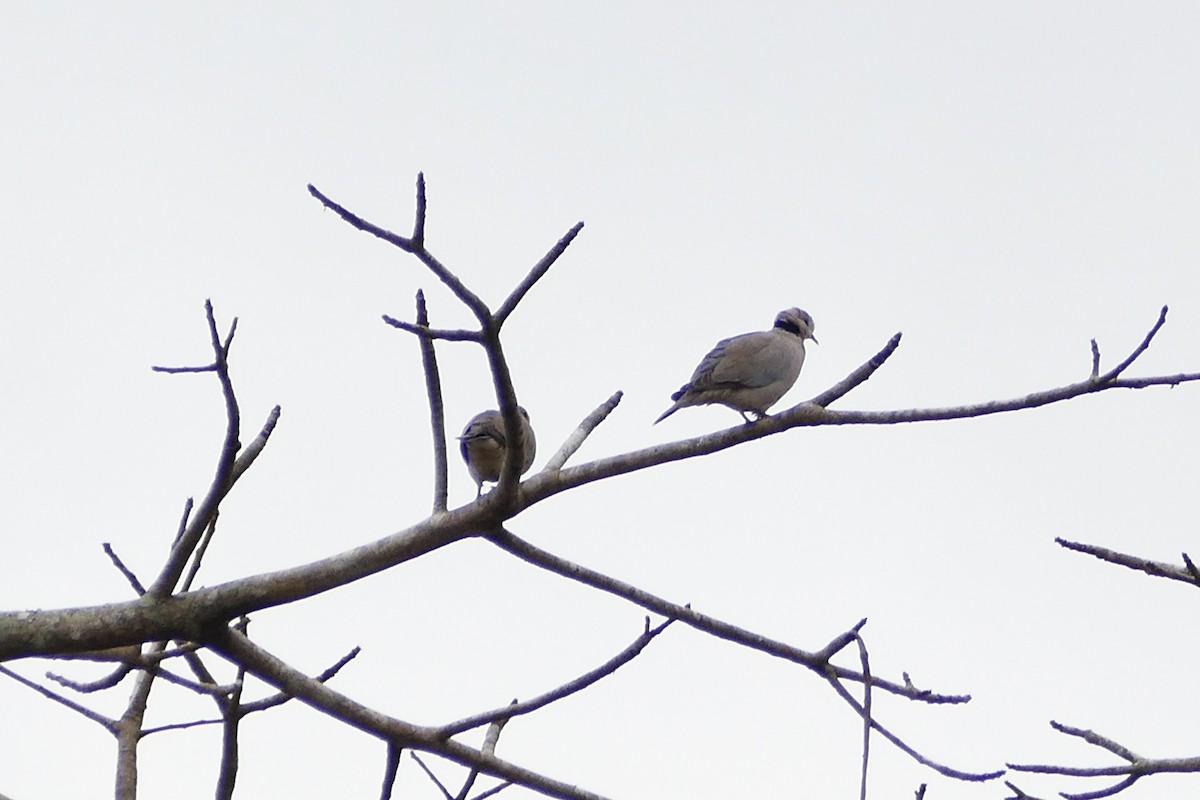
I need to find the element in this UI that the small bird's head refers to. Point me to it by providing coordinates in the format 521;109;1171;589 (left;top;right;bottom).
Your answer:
774;308;817;344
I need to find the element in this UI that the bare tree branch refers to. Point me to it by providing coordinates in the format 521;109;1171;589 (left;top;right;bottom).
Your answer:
516;311;1200;506
311;179;578;512
809;332;903;408
5;298;1195;663
856;632;872;800
490;529;1001;780
307;182;490;319
495;221;585;325
170;497;194;548
114;640;167;797
207;626;613;800
380;743;403;800
230;404;282;485
488;529;966;704
148;300;242;599
543;392;624;472
238;645;361;714
1008;720;1200;799
141;645;362;736
0;663;116;731
822;664;1002;782
215;655;246;800
456;715;511;800
412;172;427;247
437;617;674;737
181;514;220;595
8;178;1200;800
411;752;456;800
383;315;483;342
416;290;450;513
1056;538;1200;588
103;543;146;596
46;662;135;693
1098;305;1168;382
471;782;515;800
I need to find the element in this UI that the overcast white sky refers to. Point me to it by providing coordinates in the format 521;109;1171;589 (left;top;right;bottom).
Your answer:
3;4;1200;799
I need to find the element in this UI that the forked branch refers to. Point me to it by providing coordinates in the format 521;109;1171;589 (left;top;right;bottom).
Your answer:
1008;721;1200;799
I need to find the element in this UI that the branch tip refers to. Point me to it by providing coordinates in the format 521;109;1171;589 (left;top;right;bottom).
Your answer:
413;173;427;246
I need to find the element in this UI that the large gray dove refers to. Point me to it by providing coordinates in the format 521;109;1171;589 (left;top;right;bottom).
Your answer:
655;308;817;424
458;406;537;497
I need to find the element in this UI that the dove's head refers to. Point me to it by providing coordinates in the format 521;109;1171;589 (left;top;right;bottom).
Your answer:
774;308;817;345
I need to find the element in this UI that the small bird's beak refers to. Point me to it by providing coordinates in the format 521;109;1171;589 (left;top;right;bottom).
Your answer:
809;334;819;345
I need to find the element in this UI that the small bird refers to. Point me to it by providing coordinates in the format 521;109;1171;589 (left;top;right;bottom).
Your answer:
458;406;537;497
655;308;817;424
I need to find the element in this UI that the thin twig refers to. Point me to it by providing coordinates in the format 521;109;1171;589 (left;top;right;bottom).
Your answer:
177;647;227;716
103;543;146;595
230;404;282;485
411;752;455;800
1097;305;1168;382
383;315;483;342
46;663;135;693
823;668;1002;781
1184;552;1200;584
144;644;360;735
239;646;362;714
171;497;195;547
856;632;872;800
543;392;624;472
457;715;511;800
437;616;674;737
0;664;116;731
471;782;515;800
809;332;903;408
412;173;427;247
495;222;585;325
1056;538;1200;589
487;529;965;704
215;656;246;800
207;627;609;800
1090;339;1101;380
181;513;220;594
308;182;491;319
1051;721;1140;761
151;665;238;696
1003;779;1048;799
149;301;242;599
186;405;280;591
814;618;867;663
416;290;450;513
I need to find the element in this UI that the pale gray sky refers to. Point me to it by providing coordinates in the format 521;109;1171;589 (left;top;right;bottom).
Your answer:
3;4;1199;798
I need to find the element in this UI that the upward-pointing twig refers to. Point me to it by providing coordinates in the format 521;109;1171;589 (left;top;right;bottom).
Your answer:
495;222;584;326
148;301;242;599
543;391;623;472
307;182;490;320
416;290;449;513
1097;305;1168;383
